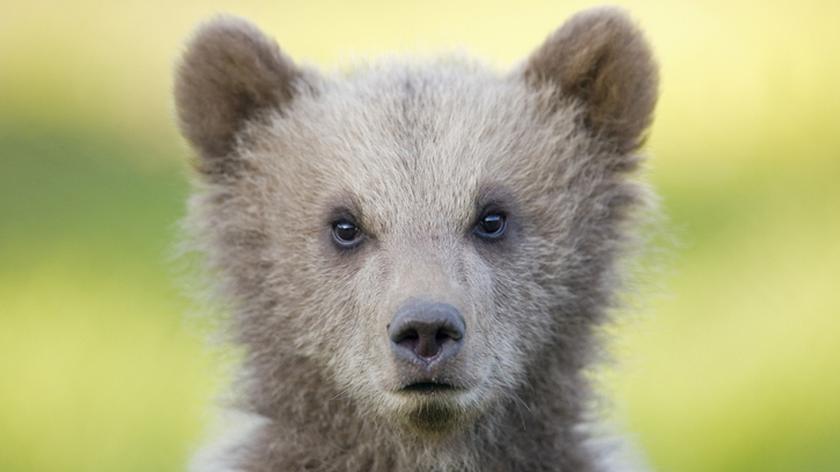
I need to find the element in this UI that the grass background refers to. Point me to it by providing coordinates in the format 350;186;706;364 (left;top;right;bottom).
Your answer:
2;1;839;470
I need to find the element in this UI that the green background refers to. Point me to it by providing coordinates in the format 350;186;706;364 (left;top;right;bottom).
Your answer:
2;1;838;470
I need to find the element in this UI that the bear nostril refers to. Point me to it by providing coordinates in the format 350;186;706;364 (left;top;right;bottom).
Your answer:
396;329;419;343
388;301;465;365
439;325;462;341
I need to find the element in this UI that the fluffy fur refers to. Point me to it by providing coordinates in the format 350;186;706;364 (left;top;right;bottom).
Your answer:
176;7;658;472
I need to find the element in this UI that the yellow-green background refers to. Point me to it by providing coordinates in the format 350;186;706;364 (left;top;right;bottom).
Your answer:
2;1;838;470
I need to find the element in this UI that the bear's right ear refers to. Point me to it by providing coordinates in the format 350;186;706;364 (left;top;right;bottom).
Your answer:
175;16;301;174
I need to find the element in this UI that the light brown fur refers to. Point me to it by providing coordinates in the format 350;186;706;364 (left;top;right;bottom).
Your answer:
176;7;658;472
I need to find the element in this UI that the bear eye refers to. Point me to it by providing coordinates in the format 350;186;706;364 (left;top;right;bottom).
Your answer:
331;218;364;249
474;211;507;240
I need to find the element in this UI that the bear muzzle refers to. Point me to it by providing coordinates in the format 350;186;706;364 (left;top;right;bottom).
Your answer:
387;300;466;394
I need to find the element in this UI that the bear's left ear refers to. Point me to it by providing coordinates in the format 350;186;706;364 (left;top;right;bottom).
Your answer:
522;7;659;152
175;16;303;173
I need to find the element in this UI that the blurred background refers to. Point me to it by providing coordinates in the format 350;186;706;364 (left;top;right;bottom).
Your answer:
2;0;838;470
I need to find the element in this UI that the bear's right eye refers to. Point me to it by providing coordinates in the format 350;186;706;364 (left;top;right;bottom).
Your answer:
331;218;364;249
473;210;508;241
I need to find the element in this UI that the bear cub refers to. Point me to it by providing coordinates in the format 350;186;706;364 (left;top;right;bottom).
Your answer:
175;6;658;472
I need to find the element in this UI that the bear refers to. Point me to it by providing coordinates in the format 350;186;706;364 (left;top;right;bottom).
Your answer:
175;6;658;472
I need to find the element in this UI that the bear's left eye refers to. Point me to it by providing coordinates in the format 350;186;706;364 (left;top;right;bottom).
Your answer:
474;211;507;240
331;218;364;249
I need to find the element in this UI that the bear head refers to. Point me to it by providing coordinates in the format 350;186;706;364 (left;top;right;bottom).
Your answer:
176;7;657;439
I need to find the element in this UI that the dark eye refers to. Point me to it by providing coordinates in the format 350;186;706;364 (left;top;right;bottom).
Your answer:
474;211;507;240
331;218;363;248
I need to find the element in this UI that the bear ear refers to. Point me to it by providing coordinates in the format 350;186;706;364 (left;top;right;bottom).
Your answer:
522;7;659;152
175;16;302;172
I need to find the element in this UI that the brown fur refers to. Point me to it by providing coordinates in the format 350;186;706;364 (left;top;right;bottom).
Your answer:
175;16;302;168
176;7;658;472
523;7;658;154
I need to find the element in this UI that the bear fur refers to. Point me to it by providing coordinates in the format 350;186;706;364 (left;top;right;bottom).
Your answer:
175;7;658;472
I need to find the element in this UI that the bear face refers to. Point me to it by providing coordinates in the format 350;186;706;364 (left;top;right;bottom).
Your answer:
177;7;657;470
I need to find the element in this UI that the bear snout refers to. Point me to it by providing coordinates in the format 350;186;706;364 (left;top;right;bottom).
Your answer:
388;300;465;371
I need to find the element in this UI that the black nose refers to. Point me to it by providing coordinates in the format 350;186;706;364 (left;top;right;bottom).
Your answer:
388;301;465;365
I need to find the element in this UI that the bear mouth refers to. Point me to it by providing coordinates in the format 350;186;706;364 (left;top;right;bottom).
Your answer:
400;382;458;394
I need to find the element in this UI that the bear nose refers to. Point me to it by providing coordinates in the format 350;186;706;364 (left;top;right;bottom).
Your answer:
388;301;465;365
